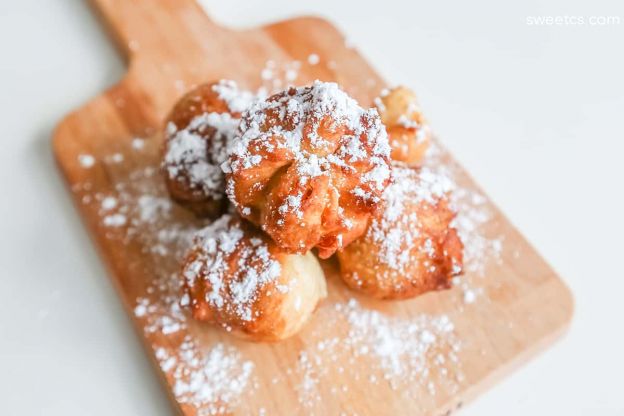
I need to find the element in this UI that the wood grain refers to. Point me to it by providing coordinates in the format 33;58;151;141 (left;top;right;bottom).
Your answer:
53;1;573;414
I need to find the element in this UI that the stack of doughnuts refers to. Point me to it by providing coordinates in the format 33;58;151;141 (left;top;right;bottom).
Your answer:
163;80;463;342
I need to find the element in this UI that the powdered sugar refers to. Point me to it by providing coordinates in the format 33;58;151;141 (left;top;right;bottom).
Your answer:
163;80;261;201
307;53;320;65
102;213;127;227
211;79;259;114
373;88;389;114
155;339;254;416
68;142;494;416
258;59;301;93
109;152;124;163
224;80;391;212
339;299;460;384
67;76;510;415
137;195;173;224
423;141;505;303
463;288;477;304
134;293;185;335
100;196;117;211
290;299;463;409
368;166;454;271
164;112;238;199
90;162;201;259
78;153;95;168
182;215;283;322
68;141;256;414
131;137;145;150
450;186;503;275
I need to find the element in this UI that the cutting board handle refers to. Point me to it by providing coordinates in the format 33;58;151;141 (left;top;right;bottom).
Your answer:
90;0;219;60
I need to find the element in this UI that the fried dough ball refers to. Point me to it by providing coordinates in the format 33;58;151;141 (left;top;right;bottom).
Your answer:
181;214;327;341
375;86;431;165
336;166;463;300
223;81;392;258
162;80;256;217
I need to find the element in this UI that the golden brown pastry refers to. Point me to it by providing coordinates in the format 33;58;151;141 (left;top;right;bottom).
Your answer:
223;81;392;258
180;214;327;341
162;80;256;217
375;86;431;165
336;165;463;299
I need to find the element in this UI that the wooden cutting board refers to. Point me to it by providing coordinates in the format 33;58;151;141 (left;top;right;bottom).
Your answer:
53;0;574;414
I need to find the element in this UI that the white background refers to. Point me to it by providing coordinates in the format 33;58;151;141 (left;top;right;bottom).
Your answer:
1;0;623;414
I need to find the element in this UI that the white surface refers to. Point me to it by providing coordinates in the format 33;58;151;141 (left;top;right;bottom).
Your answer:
1;0;623;414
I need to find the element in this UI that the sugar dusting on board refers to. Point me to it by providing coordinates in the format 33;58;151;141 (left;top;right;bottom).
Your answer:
287;298;463;411
423;140;504;303
339;299;460;385
259;59;302;93
72;138;255;415
155;339;254;416
78;153;95;168
68;67;507;414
